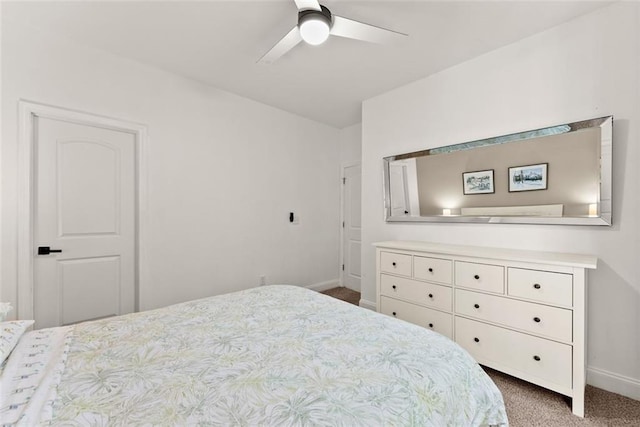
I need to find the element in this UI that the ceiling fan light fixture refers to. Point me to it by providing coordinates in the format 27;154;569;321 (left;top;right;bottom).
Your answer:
258;1;408;64
298;6;332;46
299;19;330;45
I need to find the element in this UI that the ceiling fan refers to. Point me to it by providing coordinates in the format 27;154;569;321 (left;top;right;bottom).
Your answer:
258;0;407;64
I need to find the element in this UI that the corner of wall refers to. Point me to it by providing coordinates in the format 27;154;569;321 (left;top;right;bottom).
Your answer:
588;366;640;400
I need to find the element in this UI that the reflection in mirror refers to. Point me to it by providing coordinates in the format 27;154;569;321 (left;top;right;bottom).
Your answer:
383;116;612;225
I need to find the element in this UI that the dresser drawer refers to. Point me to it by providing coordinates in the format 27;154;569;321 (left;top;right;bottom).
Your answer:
414;256;452;284
508;268;573;307
455;317;572;390
380;274;452;312
380;252;412;277
380;296;452;339
455;289;573;342
455;261;505;294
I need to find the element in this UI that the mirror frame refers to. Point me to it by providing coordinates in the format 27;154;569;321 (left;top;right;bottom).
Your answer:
383;116;612;226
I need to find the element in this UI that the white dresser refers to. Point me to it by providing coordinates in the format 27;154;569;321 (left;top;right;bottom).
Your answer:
374;240;597;417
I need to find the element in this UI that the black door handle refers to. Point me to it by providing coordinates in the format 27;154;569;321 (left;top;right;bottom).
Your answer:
38;246;62;255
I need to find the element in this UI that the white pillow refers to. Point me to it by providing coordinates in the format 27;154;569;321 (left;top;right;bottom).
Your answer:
1;320;35;364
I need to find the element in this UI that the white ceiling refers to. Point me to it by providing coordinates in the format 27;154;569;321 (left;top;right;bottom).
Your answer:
4;1;610;128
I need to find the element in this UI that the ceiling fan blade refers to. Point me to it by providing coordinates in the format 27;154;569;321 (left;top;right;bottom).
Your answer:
331;15;407;44
258;26;303;64
294;0;321;11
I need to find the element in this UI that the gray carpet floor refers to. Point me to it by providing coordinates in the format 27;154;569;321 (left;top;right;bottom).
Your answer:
486;367;640;426
321;286;361;305
321;287;640;425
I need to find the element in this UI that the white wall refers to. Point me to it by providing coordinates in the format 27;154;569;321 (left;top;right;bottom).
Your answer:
339;123;362;166
361;2;639;399
1;17;341;313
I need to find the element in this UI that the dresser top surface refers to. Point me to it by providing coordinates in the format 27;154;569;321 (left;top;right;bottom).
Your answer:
373;241;597;269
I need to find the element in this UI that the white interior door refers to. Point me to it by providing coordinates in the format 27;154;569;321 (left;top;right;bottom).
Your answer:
34;116;136;328
342;164;361;292
389;162;410;216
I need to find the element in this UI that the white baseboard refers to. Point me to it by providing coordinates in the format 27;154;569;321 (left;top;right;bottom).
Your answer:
359;299;376;311
304;279;340;293
587;366;640;400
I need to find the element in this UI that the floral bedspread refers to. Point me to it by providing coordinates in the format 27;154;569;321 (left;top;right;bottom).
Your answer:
10;285;508;425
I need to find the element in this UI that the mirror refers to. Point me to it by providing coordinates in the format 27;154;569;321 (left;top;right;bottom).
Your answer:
383;116;612;225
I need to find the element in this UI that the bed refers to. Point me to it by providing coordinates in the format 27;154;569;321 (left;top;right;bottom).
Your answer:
1;285;507;426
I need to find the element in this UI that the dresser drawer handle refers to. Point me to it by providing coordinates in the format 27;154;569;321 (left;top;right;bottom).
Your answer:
473;304;480;309
428;293;433;298
428;268;433;273
533;283;541;289
533;317;541;323
392;262;397;267
392;312;397;316
392;285;397;290
474;337;480;343
474;274;480;280
533;355;541;361
428;323;434;328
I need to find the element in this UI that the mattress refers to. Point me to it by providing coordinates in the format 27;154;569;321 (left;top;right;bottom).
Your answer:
1;285;507;426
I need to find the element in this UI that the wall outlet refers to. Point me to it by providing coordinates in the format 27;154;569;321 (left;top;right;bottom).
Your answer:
259;275;266;286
